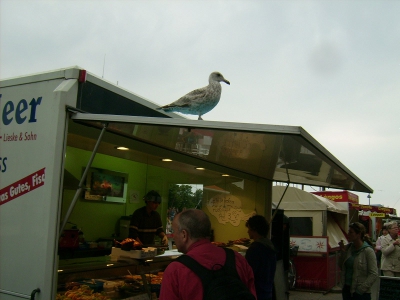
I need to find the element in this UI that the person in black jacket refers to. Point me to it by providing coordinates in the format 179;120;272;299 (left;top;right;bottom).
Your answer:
129;190;168;246
245;215;277;300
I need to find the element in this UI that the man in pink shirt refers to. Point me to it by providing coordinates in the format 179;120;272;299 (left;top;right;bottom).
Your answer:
159;209;257;300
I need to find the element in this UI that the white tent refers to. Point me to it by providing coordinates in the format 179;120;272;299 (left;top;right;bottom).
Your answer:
273;186;348;248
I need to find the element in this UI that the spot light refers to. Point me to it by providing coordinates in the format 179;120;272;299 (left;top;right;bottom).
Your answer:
116;146;129;151
195;167;205;170
162;158;173;162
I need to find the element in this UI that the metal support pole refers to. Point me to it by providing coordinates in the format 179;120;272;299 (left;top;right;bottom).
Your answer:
271;167;291;222
59;123;108;236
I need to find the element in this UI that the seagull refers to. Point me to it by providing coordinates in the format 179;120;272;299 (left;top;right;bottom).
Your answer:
158;72;230;120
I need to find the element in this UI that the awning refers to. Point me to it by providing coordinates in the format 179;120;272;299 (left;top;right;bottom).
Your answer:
349;203;396;215
70;113;373;193
272;186;348;214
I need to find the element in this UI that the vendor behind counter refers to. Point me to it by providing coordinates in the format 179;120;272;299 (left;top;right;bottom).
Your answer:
129;190;168;246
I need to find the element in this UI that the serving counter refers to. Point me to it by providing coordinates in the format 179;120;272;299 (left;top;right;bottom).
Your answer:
57;249;182;299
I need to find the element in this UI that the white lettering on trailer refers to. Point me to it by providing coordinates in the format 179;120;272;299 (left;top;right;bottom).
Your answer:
0;168;45;206
10;182;30;197
32;172;45;187
0;191;8;201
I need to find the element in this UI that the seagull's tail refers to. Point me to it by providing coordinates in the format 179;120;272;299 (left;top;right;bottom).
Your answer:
158;107;176;113
157;105;175;113
157;104;170;110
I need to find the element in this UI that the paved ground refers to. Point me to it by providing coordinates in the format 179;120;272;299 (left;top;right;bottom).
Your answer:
288;279;380;300
288;289;342;300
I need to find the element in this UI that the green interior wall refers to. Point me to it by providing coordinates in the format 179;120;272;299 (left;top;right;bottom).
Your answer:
62;146;268;243
62;146;177;241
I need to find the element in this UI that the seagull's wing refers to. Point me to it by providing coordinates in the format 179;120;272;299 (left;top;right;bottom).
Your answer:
160;86;208;109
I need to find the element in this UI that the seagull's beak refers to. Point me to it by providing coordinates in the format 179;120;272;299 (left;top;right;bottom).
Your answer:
223;79;230;85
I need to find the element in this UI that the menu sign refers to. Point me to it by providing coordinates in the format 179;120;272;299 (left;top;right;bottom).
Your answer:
207;194;254;226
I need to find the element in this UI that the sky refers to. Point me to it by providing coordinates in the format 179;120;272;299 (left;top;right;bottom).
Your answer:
1;0;399;214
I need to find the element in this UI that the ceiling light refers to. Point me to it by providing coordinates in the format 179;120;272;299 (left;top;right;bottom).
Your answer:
222;174;230;177
116;146;129;151
195;167;205;170
162;158;173;162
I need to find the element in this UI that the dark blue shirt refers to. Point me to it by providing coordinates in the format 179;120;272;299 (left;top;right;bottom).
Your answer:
245;239;277;300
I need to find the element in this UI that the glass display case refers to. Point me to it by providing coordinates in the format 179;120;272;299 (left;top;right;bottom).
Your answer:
57;250;181;300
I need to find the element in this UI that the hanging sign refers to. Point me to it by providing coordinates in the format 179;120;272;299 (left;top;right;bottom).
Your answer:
312;191;359;204
207;194;254;226
349;203;396;215
290;236;328;252
369;212;385;218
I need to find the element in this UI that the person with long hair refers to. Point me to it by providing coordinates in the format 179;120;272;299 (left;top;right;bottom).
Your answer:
338;222;378;300
380;221;400;277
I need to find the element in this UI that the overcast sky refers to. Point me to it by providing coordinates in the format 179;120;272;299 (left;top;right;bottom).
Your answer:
1;0;400;214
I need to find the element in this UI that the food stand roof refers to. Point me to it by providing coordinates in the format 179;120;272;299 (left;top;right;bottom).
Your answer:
272;186;348;248
70;112;373;194
272;186;348;214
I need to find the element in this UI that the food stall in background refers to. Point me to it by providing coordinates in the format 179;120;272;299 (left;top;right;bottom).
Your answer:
313;191;398;241
0;67;373;300
352;204;397;241
273;186;348;291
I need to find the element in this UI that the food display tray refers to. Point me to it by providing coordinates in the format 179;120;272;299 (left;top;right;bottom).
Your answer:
110;247;157;260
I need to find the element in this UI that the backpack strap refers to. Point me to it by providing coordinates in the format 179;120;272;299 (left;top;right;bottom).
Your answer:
175;248;239;285
175;253;212;286
222;248;240;278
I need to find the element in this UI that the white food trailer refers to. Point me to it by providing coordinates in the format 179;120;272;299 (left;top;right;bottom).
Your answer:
0;67;373;299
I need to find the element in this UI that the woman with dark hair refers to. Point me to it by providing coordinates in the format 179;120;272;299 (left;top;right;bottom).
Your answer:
338;222;378;300
245;215;277;300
